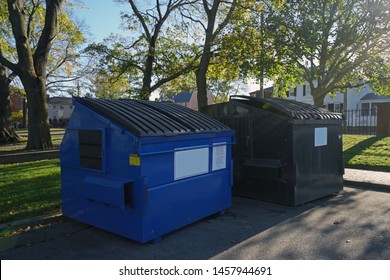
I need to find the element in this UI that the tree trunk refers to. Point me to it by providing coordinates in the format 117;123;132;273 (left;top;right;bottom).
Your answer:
140;53;154;100
196;0;237;109
311;87;327;108
0;66;21;144
22;98;27;128
21;74;52;150
196;52;211;109
196;35;213;109
5;0;61;150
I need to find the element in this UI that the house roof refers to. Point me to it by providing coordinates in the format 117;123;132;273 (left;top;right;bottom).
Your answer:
74;98;232;137
360;93;390;101
48;97;72;105
165;92;192;103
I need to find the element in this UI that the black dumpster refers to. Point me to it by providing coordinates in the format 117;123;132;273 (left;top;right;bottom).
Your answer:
201;95;344;206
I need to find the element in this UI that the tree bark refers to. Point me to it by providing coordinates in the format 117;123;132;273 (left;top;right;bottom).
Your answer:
140;50;154;100
196;0;219;109
196;40;212;109
4;0;64;150
21;73;52;150
0;66;21;144
196;0;237;109
311;87;327;108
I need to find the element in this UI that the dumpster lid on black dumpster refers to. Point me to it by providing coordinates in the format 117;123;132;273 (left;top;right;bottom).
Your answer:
230;95;342;120
75;97;232;137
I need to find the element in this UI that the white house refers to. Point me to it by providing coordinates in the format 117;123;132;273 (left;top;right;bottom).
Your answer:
265;82;390;131
282;82;390;113
47;97;74;122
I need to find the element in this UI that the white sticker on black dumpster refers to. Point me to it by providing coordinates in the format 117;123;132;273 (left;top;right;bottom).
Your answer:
212;143;226;171
314;127;327;147
174;148;209;180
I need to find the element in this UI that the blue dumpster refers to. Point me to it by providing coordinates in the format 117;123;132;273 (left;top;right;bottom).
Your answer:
60;98;234;243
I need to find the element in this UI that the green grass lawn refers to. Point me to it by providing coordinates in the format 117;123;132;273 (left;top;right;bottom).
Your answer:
0;159;61;225
0;129;64;154
343;135;390;172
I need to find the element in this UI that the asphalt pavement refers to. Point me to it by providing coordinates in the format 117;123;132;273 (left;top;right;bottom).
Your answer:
0;168;389;260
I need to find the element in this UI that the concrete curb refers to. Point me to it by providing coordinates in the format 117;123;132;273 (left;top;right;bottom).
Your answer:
343;179;390;192
0;150;59;164
0;213;63;232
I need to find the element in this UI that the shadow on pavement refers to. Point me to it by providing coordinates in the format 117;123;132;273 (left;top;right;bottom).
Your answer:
1;187;389;260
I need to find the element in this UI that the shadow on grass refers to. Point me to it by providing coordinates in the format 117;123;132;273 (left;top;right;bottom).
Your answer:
0;171;61;224
343;136;384;163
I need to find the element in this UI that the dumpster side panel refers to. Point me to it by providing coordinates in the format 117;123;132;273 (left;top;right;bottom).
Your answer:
139;134;233;188
140;170;232;242
293;121;344;205
61;106;145;241
240;114;295;205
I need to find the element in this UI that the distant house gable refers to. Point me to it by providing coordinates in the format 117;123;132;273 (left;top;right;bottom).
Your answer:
165;92;192;103
161;91;213;110
47;97;74;121
47;97;73;105
360;93;390;102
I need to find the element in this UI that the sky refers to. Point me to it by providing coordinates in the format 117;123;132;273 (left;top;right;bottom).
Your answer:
74;0;126;43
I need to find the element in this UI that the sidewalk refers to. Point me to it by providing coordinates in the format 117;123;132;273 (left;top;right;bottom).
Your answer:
344;168;389;189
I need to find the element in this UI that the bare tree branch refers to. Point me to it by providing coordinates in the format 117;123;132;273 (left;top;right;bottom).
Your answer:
0;50;19;74
26;0;40;40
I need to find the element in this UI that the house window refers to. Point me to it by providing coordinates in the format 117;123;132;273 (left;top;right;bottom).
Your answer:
293;87;297;97
328;103;343;113
361;103;370;116
371;103;378;116
303;85;306;96
335;103;340;113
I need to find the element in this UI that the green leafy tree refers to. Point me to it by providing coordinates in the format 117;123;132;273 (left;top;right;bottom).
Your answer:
45;7;87;95
275;0;390;106
224;1;300;98
86;0;200;100
181;0;288;106
0;0;86;149
88;68;135;99
0;65;21;143
0;0;64;149
183;0;239;108
208;78;236;103
0;0;20;143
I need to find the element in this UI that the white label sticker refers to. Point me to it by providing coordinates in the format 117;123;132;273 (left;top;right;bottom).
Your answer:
314;127;327;147
212;144;226;171
174;148;209;180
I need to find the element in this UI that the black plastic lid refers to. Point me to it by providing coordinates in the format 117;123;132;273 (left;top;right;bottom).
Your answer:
74;98;232;137
230;95;342;120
